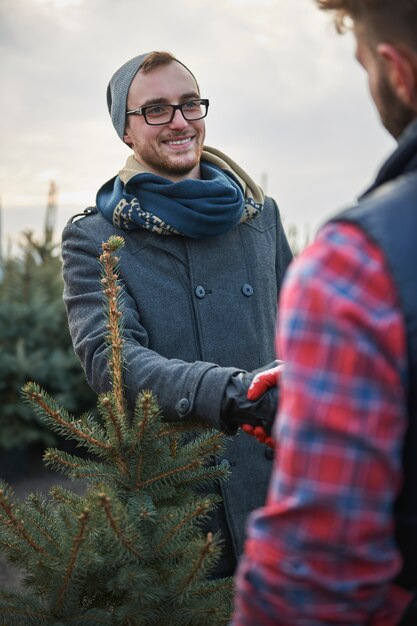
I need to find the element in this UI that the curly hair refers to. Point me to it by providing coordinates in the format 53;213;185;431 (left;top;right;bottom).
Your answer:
315;0;417;49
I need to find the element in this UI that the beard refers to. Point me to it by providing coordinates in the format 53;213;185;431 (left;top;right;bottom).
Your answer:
377;71;415;139
131;134;204;181
144;151;201;178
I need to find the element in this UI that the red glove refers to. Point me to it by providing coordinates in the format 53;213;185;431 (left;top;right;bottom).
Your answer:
247;361;284;401
241;361;284;448
241;424;276;448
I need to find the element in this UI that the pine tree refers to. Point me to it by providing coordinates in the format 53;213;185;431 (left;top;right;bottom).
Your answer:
0;230;95;451
0;236;233;625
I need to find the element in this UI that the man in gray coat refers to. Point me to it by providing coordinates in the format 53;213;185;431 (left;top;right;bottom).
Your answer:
61;51;292;577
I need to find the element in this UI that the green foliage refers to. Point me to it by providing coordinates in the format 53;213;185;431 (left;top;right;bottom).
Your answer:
0;236;233;624
0;232;96;449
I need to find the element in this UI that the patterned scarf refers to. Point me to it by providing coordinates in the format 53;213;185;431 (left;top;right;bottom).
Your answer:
96;146;265;239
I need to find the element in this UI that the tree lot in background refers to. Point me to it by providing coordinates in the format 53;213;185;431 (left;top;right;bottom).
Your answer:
0;230;96;452
286;222;311;257
0;210;308;455
0;236;233;625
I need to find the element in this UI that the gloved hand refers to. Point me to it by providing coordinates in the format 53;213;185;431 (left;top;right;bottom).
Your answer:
247;361;284;402
241;361;284;448
220;361;283;440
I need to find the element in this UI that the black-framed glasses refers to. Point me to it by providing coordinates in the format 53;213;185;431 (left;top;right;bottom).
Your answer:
126;98;209;126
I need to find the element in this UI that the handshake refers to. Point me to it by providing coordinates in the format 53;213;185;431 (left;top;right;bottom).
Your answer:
221;361;284;448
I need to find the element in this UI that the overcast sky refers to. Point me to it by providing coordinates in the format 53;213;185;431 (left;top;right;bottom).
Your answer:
0;0;395;251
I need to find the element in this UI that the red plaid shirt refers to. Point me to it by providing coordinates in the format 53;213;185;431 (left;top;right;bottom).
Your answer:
232;222;412;625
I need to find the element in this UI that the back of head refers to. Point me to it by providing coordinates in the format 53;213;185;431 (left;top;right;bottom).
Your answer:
316;0;417;50
107;51;198;142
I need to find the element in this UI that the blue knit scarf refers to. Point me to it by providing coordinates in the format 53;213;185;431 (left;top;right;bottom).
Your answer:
96;161;248;239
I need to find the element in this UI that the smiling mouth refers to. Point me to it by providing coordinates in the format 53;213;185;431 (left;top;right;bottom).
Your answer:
164;137;193;146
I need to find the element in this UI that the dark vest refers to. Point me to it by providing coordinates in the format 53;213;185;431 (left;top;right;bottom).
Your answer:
330;172;417;623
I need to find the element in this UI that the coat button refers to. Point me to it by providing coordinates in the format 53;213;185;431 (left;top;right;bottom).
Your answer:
176;398;190;415
195;285;206;299
219;458;230;467
242;283;254;297
264;447;275;461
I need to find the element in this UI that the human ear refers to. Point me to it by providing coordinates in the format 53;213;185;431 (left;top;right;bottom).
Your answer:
377;43;416;105
123;130;133;146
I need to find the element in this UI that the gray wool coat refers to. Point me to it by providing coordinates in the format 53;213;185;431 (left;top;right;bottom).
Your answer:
61;196;292;562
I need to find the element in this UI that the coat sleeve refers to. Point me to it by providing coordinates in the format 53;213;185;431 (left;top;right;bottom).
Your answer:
61;217;239;429
271;197;293;295
265;197;294;296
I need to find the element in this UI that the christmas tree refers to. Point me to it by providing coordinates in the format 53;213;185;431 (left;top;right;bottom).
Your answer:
0;235;233;625
0;229;95;453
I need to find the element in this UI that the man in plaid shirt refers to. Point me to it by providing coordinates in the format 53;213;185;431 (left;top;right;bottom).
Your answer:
232;1;417;624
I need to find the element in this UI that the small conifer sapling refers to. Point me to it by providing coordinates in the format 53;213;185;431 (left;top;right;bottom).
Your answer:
0;235;233;625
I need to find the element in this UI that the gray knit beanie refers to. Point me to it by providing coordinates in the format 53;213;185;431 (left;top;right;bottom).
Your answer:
106;53;150;141
106;52;199;142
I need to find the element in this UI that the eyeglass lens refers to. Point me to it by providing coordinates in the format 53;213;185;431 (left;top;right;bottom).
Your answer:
145;100;207;124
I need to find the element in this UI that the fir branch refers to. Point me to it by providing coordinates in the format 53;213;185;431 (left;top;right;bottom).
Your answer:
182;431;227;460
136;459;202;490
179;532;216;593
170;437;178;459
155;501;211;552
53;508;90;615
24;495;61;551
58;613;112;625
0;489;47;556
134;451;145;490
174;465;230;491
126;391;167;489
189;577;234;598
128;390;156;455
157;420;207;437
100;237;126;423
49;485;86;507
100;395;123;447
2;597;110;626
115;458;129;478
53;615;108;625
98;491;142;560
171;600;232;626
23;383;112;452
43;449;102;480
0;538;26;565
0;591;49;623
94;397;130;476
